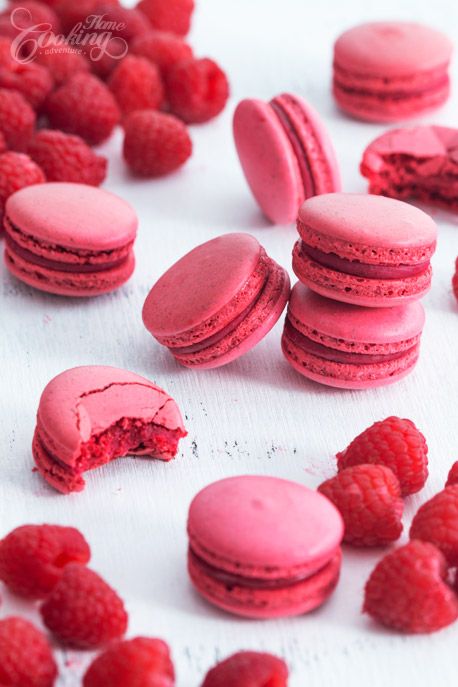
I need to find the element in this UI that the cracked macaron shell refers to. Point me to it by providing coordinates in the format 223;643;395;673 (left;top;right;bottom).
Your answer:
233;94;340;224
188;475;344;580
36;366;186;468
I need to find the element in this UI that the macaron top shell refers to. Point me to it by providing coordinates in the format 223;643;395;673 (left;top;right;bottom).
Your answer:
288;284;425;344
233;98;304;224
188;475;344;578
363;125;458;167
143;233;264;338
298;193;437;250
5;183;138;251
334;22;453;77
37;366;185;464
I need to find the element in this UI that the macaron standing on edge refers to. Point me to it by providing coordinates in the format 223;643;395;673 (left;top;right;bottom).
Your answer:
333;21;453;122
292;193;437;307
282;284;426;389
233;93;341;224
33;366;187;494
142;233;290;369
187;475;344;618
3;182;138;297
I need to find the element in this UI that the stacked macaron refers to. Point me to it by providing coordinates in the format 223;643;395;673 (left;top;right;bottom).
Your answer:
282;192;437;389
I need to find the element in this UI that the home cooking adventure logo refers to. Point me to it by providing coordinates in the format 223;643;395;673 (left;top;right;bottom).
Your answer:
9;6;129;64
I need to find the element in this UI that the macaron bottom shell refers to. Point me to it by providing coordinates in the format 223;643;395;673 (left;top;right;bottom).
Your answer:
333;70;450;123
188;548;342;619
168;260;290;369
281;333;420;390
292;242;432;307
4;247;136;297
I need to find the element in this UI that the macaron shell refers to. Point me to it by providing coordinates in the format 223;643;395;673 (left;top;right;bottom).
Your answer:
36;366;185;467
173;260;290;369
272;94;341;194
5;183;138;251
233;99;304;224
143;233;264;341
188;547;342;619
334;22;453;77
288;283;425;344
292;244;432;307
5;247;135;297
298;193;437;254
282;334;420;390
188;475;344;580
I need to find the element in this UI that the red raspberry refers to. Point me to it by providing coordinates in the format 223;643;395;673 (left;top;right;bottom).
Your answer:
0;617;58;687
123;109;192;176
56;0;120;34
364;540;458;633
202;651;289;687
0;36;13;66
336;416;428;496
136;0;194;36
452;258;458;302
0;151;45;222
318;464;403;547
83;637;175;687
3;1;61;36
166;58;230;124
28;129;107;185
40;563;128;648
410;485;458;565
91;3;150;43
108;55;164;116
131;30;193;76
0;88;36;151
446;461;458;487
0;523;90;598
35;46;90;85
46;73;120;145
0;61;53;110
0;131;6;152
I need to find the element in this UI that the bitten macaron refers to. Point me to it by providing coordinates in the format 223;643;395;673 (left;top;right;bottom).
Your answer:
233;93;340;224
3;183;138;296
361;125;458;213
293;193;437;307
333;22;453;122
282;284;425;389
33;366;187;494
142;233;290;369
187;475;344;618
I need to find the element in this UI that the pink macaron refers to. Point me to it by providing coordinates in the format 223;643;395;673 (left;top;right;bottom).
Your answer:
4;182;137;297
187;475;344;619
282;284;425;389
333;22;453;122
142;233;290;369
33;366;187;494
233;93;340;224
361;125;458;213
293;193;437;307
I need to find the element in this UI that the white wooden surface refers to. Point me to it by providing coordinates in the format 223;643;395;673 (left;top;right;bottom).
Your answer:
2;0;458;684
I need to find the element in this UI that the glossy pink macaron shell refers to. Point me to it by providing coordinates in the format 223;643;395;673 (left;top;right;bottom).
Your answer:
333;22;453;121
4;182;138;297
143;233;290;369
294;193;437;307
282;284;425;389
361;125;458;212
33;366;187;493
233;94;340;224
187;475;344;618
